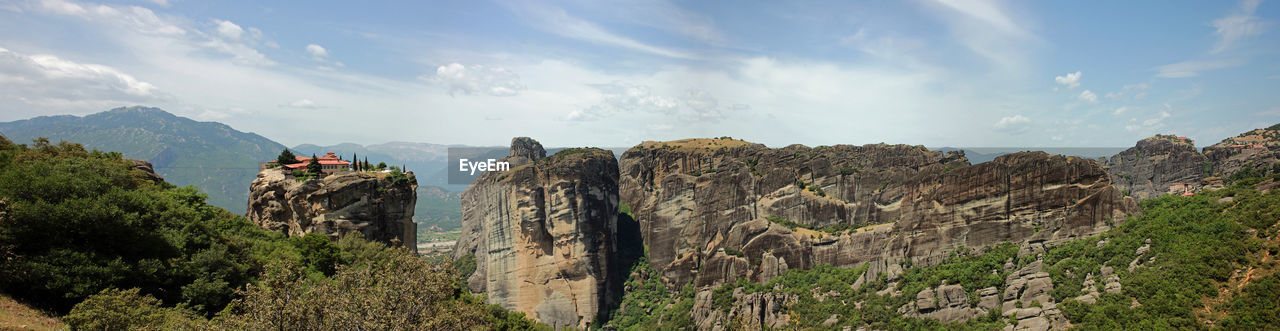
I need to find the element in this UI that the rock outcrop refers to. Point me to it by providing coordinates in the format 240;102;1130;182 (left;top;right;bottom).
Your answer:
619;138;1139;289
1203;125;1280;177
127;159;166;184
452;138;620;329
246;169;417;249
1102;135;1207;200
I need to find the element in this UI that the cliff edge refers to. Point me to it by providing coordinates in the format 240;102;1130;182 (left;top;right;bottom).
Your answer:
246;169;417;250
452;137;620;329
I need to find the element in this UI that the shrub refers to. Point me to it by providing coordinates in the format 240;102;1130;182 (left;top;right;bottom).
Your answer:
64;288;205;330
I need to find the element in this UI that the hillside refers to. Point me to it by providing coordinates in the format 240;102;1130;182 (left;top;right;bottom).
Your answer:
0;106;284;214
0;135;546;329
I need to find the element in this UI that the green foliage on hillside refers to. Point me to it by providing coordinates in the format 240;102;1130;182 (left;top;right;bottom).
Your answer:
606;255;697;330
416;186;463;232
703;245;1013;330
765;215;864;235
0;136;544;329
0;107;287;214
0;138;289;314
1047;179;1280;329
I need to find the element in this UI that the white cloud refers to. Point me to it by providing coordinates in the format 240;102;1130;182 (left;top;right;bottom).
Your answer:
281;99;319;109
1126;109;1172;132
306;44;327;60
993;114;1031;134
1113;106;1130;115
569;83;727;122
1054;71;1081;89
1105;83;1150;100
196;106;248;120
144;0;169;7
570;82;678;120
1212;0;1266;53
1155;59;1243;78
0;47;162;109
214;19;243;40
427;63;526;97
34;0;279;66
924;0;1037;68
1078;90;1098;103
36;0;185;36
501;2;699;60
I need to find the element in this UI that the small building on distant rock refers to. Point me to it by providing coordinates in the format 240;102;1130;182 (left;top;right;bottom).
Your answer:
263;152;351;175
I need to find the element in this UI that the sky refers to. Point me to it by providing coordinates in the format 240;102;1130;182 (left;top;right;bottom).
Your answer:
0;0;1277;148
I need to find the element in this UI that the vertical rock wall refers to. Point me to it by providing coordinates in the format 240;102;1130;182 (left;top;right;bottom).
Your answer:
452;138;619;329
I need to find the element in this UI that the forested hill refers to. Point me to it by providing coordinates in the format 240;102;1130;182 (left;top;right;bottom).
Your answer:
0;106;284;214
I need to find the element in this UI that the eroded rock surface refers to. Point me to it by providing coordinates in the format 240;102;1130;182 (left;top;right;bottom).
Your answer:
1103;135;1207;200
452;137;619;329
246;169;417;249
619;138;1139;289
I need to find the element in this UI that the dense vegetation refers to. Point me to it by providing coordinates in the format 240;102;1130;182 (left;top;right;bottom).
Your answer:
0;107;287;214
0;136;544;329
1047;176;1280;329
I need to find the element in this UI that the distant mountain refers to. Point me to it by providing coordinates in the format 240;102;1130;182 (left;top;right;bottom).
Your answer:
0;106;285;214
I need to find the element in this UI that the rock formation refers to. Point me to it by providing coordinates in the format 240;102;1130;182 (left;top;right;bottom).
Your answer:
1102;135;1207;200
452;137;620;329
246;169;417;250
127;159;166;184
1203;125;1280;177
619;138;1139;289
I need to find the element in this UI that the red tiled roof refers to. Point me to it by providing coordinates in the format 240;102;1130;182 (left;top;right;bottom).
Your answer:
277;152;350;169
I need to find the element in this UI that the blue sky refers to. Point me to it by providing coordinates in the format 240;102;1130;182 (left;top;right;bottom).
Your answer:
0;0;1277;148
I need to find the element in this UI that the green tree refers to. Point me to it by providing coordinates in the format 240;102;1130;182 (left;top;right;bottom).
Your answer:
64;288;205;330
276;149;297;165
307;154;322;175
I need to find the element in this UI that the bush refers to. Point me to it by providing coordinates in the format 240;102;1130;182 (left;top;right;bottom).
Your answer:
216;248;491;329
64;288;205;330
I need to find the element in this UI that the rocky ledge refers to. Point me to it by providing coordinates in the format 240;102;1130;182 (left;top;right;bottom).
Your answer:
246;169;417;250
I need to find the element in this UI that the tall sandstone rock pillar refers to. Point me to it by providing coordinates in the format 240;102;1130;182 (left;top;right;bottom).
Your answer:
452;137;619;329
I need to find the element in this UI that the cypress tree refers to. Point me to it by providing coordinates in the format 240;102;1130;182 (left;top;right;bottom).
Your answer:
307;154;322;175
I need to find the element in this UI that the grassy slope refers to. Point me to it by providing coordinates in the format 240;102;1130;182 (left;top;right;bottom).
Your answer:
0;295;66;330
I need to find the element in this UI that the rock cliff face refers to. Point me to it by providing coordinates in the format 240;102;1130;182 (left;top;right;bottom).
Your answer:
1102;135;1207;200
1203;125;1280;177
619;138;1139;289
452;138;619;329
246;170;417;249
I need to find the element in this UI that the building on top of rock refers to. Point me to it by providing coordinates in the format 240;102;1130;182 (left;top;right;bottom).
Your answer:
246;167;418;251
262;152;352;175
